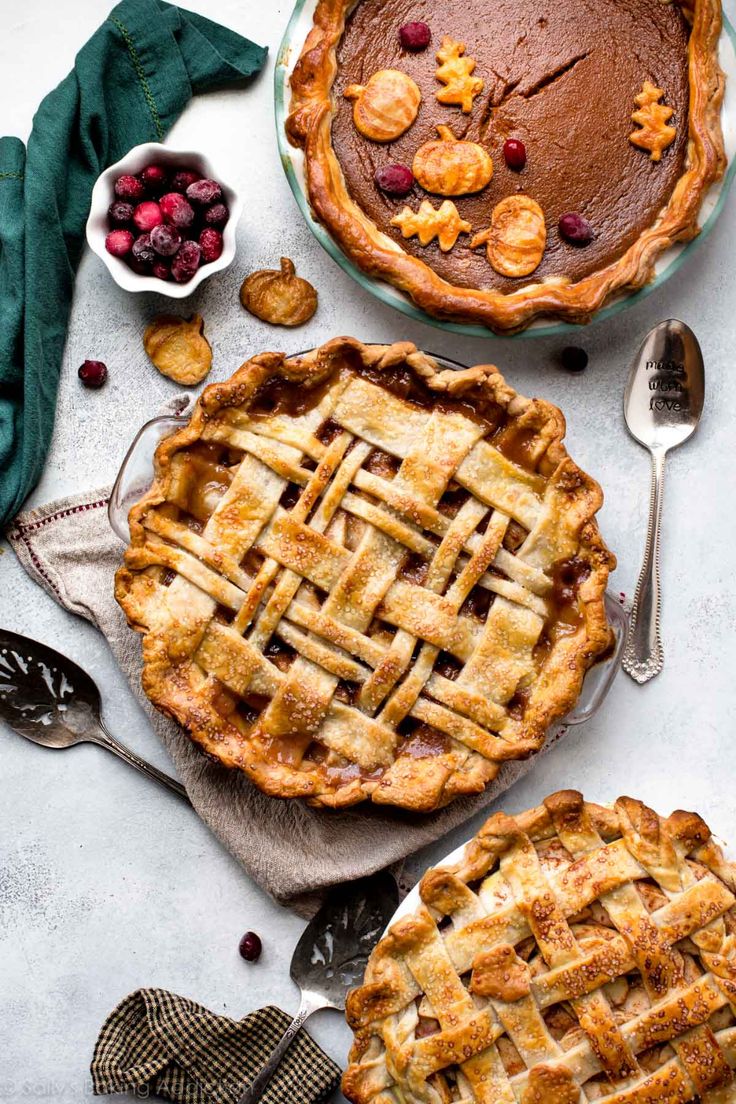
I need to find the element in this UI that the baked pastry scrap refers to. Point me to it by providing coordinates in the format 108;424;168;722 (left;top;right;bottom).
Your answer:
286;0;726;333
115;339;613;811
344;790;736;1102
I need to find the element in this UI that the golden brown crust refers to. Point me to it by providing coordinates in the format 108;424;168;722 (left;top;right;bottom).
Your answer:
286;0;726;333
344;790;736;1103
115;339;614;811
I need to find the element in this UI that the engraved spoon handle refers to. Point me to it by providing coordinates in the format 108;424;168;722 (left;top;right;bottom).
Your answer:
91;720;189;800
236;991;327;1104
622;449;666;684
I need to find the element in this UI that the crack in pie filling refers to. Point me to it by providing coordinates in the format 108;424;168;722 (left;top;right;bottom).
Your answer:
115;340;614;811
286;0;726;332
344;790;736;1103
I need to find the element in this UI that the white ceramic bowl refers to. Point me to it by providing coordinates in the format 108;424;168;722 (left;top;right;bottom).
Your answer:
85;141;242;298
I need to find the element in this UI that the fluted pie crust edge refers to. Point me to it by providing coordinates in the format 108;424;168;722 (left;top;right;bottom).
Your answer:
286;0;726;334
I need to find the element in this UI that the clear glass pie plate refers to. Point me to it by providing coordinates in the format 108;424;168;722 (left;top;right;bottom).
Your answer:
108;352;628;727
274;3;736;339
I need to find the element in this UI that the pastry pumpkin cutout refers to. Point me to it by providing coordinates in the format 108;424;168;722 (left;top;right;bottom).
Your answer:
391;199;472;251
629;81;676;161
435;37;484;113
471;196;547;277
344;70;421;142
413;125;493;196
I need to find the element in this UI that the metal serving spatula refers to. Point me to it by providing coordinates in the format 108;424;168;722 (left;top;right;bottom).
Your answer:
237;872;399;1104
622;320;705;684
0;628;188;799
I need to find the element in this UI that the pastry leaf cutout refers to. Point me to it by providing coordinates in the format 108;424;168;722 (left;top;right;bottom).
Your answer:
435;37;484;113
629;81;676;162
391;199;472;252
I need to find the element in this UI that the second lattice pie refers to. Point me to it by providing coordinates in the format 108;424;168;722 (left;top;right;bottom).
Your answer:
116;339;613;811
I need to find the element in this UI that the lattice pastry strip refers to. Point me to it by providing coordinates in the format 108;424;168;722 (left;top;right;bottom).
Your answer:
116;339;614;809
345;791;736;1102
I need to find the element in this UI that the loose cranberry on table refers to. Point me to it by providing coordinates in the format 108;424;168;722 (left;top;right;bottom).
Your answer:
132;200;163;232
559;212;594;245
114;174;145;201
503;138;527;170
375;163;415;197
399;21;431;51
105;229;134;257
559;346;589;373
199;227;223;263
238;931;262;963
78;360;108;389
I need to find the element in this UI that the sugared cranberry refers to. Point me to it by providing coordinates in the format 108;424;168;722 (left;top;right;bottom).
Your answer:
186;178;222;206
399;21;431;51
140;164;167;191
171;239;201;282
375;163;415;197
151;260;171;281
78;360;108;389
108;201;134;226
199;227;223;263
114;174;145;201
170;169;201;193
203;202;229;227
150;223;182;256
559;346;589;373
238;931;262;962
131;232;156;266
503;138;527;171
558;212;594;245
160;192;195;229
105;229;134;257
132;201;163;232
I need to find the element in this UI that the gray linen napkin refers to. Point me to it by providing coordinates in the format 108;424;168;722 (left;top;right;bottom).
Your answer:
6;479;567;907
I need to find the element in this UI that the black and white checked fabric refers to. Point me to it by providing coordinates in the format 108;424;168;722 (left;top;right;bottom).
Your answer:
91;989;341;1103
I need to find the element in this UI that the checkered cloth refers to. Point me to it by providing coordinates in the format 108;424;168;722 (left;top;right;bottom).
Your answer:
90;988;341;1103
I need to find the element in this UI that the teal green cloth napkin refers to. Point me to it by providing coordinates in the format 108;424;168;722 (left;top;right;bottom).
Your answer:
0;0;266;526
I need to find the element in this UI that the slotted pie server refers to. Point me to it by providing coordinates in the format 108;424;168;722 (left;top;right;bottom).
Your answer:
0;628;188;800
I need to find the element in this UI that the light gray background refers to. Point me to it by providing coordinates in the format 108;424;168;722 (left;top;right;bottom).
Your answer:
1;1;735;1100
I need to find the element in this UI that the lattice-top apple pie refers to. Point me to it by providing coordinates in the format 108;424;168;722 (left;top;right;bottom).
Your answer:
344;790;736;1102
115;339;614;811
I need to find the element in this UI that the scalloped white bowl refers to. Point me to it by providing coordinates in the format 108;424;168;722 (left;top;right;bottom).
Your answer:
85;142;242;298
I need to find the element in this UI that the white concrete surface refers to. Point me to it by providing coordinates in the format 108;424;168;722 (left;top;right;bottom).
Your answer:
1;2;736;1100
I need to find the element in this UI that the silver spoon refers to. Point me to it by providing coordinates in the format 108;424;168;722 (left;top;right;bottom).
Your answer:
622;319;705;684
237;871;399;1104
0;628;188;800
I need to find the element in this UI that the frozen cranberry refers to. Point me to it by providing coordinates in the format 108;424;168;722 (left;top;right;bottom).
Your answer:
114;174;145;201
140;164;167;191
186;178;222;206
78;360;108;389
559;346;589;373
559;212;594;245
238;931;262;962
503;138;527;170
375;163;415;197
171;239;201;282
160;192;195;229
132;201;163;232
131;232;156;266
170;169;201;193
203;202;229;228
150;223;182;256
108;201;134;226
399;21;431;51
199;227;223;263
105;229;134;257
151;260;171;281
